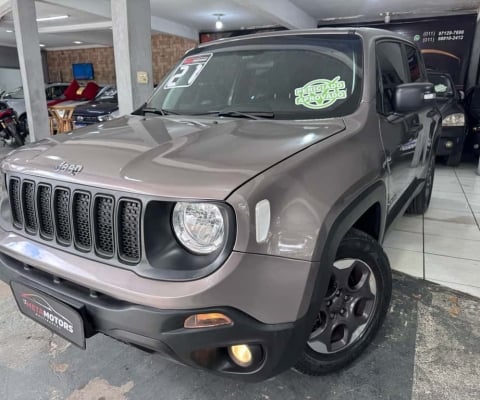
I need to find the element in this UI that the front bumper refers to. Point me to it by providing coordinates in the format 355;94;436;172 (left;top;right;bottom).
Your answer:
0;252;309;381
436;126;466;156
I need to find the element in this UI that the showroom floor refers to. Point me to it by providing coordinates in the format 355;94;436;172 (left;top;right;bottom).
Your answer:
0;273;479;400
385;162;480;297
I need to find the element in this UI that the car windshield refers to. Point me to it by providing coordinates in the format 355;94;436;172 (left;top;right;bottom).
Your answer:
97;89;117;103
146;35;363;120
428;74;454;98
5;87;24;99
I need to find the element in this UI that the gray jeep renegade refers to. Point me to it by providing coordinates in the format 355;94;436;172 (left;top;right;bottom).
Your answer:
0;28;440;381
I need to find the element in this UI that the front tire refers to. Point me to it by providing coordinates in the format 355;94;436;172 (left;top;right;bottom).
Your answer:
294;229;392;376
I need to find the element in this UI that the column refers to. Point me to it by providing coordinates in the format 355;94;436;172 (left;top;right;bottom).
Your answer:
111;0;154;116
11;0;50;142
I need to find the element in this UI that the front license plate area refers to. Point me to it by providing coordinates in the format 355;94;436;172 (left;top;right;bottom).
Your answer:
10;281;86;349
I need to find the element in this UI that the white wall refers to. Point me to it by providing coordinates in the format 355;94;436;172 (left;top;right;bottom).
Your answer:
0;68;22;92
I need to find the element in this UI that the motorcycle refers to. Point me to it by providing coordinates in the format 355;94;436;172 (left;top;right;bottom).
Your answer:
0;102;26;147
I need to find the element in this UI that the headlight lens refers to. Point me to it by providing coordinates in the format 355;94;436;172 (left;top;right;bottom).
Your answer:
98;113;114;122
443;113;465;127
172;202;225;254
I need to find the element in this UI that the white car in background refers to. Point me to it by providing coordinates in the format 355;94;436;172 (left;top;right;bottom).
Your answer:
1;83;69;131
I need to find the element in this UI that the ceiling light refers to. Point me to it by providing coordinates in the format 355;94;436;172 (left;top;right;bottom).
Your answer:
214;14;224;30
36;15;69;22
6;29;13;33
39;44;45;47
73;41;83;44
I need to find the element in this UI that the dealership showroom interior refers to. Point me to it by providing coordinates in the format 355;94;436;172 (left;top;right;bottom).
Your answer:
1;0;480;399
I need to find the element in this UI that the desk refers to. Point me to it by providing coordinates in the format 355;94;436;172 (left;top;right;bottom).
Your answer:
48;104;76;134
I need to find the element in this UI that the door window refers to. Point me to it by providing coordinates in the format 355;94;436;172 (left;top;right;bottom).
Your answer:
376;42;408;114
405;45;424;82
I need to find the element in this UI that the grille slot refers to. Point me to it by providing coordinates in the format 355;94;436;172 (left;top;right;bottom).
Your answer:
94;195;115;257
54;188;72;244
22;180;37;233
37;184;54;239
118;199;141;263
9;177;23;228
72;191;92;251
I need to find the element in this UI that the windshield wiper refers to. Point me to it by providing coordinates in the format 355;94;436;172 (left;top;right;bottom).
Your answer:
141;107;179;116
216;110;275;120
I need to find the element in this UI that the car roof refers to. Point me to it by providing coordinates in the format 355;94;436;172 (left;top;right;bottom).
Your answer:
196;27;412;49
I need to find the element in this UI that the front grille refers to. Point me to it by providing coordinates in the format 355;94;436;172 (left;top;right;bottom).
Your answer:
7;176;142;265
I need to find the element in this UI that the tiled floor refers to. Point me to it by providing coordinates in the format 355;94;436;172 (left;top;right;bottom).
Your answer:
385;162;480;298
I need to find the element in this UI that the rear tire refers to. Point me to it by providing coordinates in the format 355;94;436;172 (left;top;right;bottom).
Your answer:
294;229;392;376
406;155;435;215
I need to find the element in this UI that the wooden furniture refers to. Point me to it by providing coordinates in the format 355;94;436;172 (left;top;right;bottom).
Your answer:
48;104;76;134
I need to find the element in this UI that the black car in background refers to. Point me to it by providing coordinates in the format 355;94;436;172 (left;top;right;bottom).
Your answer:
428;71;467;166
72;87;118;128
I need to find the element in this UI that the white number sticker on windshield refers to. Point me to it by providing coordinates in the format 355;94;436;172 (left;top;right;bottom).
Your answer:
164;53;213;89
294;76;347;110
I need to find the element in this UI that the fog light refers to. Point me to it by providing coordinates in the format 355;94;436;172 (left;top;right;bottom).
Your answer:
228;344;253;367
445;140;454;149
184;313;233;329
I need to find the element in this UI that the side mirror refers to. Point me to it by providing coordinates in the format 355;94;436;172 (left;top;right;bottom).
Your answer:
393;82;435;114
458;90;465;101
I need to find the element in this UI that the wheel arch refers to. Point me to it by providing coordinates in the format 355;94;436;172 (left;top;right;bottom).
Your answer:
296;181;388;346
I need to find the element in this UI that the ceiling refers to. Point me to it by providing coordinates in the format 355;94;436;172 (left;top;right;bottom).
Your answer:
292;0;480;23
0;0;478;49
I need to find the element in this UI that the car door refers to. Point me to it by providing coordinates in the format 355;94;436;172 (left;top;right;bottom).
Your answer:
376;41;423;208
404;44;438;173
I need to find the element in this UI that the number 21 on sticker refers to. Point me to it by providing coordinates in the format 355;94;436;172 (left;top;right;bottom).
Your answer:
164;53;213;89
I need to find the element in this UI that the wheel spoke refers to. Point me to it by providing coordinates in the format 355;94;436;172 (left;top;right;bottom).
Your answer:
332;259;357;288
309;319;334;353
346;268;375;300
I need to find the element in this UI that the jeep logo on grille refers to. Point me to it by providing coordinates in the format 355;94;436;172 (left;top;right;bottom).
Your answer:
54;161;84;176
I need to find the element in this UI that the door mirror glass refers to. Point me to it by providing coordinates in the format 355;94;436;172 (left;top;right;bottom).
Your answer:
393;82;435;114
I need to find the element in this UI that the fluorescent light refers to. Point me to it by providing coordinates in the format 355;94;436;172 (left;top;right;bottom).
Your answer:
36;15;69;22
6;29;13;33
73;41;83;44
39;44;45;47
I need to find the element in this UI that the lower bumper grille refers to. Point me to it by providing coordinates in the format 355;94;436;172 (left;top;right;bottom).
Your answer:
7;176;142;265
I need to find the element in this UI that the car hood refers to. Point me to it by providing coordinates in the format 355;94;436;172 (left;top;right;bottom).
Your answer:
2;115;345;200
74;101;118;116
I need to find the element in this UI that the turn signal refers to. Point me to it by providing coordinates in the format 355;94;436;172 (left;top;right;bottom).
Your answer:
228;344;253;367
184;313;233;329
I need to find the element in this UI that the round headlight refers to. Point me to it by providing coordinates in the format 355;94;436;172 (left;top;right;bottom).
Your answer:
172;202;225;254
98;113;113;122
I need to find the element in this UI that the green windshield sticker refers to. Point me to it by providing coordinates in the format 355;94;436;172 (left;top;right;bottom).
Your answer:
294;76;347;110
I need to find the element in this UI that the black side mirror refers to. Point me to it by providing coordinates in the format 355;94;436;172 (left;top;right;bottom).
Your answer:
393;82;435;114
